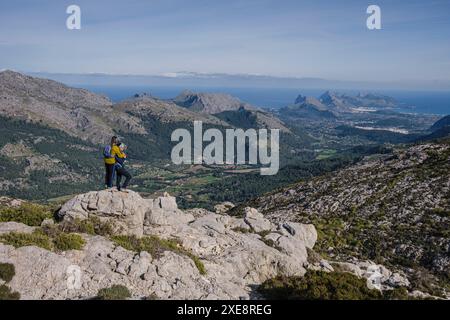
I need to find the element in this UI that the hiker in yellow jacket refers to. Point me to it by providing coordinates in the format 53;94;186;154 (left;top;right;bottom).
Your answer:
104;136;126;188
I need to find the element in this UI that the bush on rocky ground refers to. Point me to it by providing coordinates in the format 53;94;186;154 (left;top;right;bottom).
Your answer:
0;227;86;252
60;216;115;237
0;230;53;250
96;285;131;300
53;233;85;251
259;271;384;300
0;203;52;226
112;235;206;275
0;262;15;282
0;263;20;300
0;284;20;300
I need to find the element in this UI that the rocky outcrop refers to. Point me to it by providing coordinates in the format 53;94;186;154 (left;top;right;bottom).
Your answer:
331;260;410;291
173;90;254;115
58;190;148;237
1;190;316;300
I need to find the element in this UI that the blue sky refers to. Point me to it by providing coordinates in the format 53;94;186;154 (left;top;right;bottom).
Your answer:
1;0;450;82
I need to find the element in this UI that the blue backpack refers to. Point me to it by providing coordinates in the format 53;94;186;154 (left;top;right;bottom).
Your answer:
103;145;112;158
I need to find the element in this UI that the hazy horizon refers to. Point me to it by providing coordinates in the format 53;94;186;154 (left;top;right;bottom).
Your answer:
1;0;450;87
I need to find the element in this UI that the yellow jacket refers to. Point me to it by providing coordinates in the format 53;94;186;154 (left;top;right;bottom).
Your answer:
104;145;126;164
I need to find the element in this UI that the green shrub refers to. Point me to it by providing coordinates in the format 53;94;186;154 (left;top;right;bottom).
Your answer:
97;285;131;300
306;248;322;264
112;235;207;275
61;217;114;236
0;263;15;282
0;203;52;226
382;287;410;300
0;226;85;252
53;233;85;251
0;284;20;300
257;230;272;238
231;227;250;234
189;255;207;276
143;293;159;300
261;238;283;252
0;230;52;250
259;271;383;300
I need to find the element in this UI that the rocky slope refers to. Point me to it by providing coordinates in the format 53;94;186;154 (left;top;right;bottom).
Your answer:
0;70;146;144
115;94;226;126
173;90;290;132
0;189;428;299
430;115;450;132
0;190;318;299
245;140;450;296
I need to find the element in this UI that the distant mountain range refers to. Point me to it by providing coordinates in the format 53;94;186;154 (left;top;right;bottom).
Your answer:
279;91;399;120
18;70;450;91
0;70;288;145
0;70;448;201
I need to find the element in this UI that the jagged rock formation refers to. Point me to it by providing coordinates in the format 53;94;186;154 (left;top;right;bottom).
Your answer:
281;95;336;119
173;90;255;114
0;190;316;299
319;91;398;113
115;94;227;126
173;90;290;132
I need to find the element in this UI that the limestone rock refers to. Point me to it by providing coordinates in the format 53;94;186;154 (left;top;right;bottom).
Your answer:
243;207;274;232
0;222;36;235
214;202;235;214
0;197;26;208
333;260;410;291
58;190;148;237
0;191;319;300
144;196;195;226
280;222;317;249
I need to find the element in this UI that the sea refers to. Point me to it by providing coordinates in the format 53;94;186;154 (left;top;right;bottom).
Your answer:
81;85;450;116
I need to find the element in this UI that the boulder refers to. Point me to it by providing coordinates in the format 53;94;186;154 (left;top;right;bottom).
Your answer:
280;222;317;249
58;190;198;237
243;207;274;232
144;196;195;226
333;260;410;291
58;189;147;237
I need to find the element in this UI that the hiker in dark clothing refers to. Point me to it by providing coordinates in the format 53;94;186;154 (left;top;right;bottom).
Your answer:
115;142;132;192
104;136;118;189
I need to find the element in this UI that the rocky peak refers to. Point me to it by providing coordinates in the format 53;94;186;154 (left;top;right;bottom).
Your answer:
173;90;254;114
294;94;307;104
319;90;337;103
132;92;154;100
295;95;328;111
